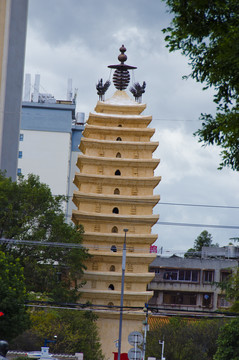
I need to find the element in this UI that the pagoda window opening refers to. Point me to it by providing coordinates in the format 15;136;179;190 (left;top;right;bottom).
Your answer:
108;302;114;307
112;226;118;233
116;152;121;158
115;169;121;176
108;284;115;290
111;245;117;252
112;207;119;214
110;265;115;272
114;188;120;195
116;137;122;141
118;124;122;127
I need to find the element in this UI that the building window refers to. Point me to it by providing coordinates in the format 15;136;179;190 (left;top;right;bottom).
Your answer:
116;137;122;141
118;124;122;127
108;284;114;290
111;226;118;233
112;207;119;214
217;295;231;308
111;245;117;253
115;169;121;176
116;152;121;158
17;168;21;175
220;270;231;282
110;265;115;272
19;133;24;141
203;270;214;283
163;269;199;282
108;302;114;307
163;292;197;306
202;293;212;308
114;188;120;195
18;151;23;159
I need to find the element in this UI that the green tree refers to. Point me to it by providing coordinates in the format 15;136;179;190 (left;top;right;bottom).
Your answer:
219;267;239;312
213;318;239;360
162;0;239;170
185;230;217;257
0;172;89;302
11;310;103;360
146;317;224;360
0;251;30;341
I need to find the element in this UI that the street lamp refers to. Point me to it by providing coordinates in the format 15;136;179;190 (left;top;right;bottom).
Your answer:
117;228;128;360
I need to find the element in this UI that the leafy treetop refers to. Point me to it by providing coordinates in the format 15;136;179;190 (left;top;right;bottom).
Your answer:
0;172;89;302
162;0;239;170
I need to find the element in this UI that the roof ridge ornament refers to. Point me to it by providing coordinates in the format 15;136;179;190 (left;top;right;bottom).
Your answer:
108;45;137;91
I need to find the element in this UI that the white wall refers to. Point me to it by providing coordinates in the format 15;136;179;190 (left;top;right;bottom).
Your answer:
18;130;71;196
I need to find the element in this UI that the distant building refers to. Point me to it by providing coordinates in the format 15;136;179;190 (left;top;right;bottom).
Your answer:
19;74;84;221
149;246;239;312
0;0;28;179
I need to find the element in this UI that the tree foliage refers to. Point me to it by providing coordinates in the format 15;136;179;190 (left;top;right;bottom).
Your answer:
11;310;103;360
162;0;239;170
0;251;30;341
146;317;225;360
184;230;218;257
0;172;89;302
213;318;239;360
219;267;239;312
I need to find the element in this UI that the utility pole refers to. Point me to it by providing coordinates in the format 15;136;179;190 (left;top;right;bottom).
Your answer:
117;228;128;360
142;303;149;360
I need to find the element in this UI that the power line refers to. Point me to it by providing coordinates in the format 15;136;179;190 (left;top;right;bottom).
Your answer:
0;238;84;248
24;300;239;318
158;201;239;210
65;195;239;210
156;221;239;229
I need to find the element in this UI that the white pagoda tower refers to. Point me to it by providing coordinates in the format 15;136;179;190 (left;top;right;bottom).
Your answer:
72;45;160;360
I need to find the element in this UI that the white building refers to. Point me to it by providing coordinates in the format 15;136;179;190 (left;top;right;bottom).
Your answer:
18;75;84;221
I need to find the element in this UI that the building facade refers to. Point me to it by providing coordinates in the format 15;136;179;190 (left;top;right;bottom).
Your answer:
0;0;28;179
19;76;84;220
149;247;239;312
72;46;160;359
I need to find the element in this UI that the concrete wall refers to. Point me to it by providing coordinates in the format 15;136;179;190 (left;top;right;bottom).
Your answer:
0;0;28;179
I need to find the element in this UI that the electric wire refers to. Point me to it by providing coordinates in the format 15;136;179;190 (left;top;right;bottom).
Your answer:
64;195;239;210
24;300;239;318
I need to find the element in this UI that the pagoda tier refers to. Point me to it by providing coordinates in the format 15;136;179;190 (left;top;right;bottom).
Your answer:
80;138;159;157
87;112;153;127
72;90;160;311
83;124;155;141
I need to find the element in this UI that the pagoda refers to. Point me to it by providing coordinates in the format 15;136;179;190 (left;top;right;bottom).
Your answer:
72;45;160;360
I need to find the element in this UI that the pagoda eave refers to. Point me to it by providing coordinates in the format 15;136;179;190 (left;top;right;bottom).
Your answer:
88;111;152;125
79;138;159;153
76;155;160;169
82;232;158;244
84;271;155;282
73;173;161;187
83;252;156;263
72;191;160;207
83;124;155;138
79;289;154;300
72;210;159;225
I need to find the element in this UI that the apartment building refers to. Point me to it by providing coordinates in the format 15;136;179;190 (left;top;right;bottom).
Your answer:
148;246;239;312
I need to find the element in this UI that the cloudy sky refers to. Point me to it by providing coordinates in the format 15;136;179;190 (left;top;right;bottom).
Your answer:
24;0;239;254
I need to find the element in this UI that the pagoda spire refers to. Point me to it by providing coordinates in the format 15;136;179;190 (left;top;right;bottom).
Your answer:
108;45;137;90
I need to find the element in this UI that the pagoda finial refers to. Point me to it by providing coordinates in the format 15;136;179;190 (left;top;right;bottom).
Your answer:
108;45;137;91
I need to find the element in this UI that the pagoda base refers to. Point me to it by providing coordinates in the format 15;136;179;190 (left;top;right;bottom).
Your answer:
96;310;145;360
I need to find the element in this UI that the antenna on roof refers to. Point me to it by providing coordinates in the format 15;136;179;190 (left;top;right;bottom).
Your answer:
23;73;31;101
67;78;73;101
32;74;40;102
